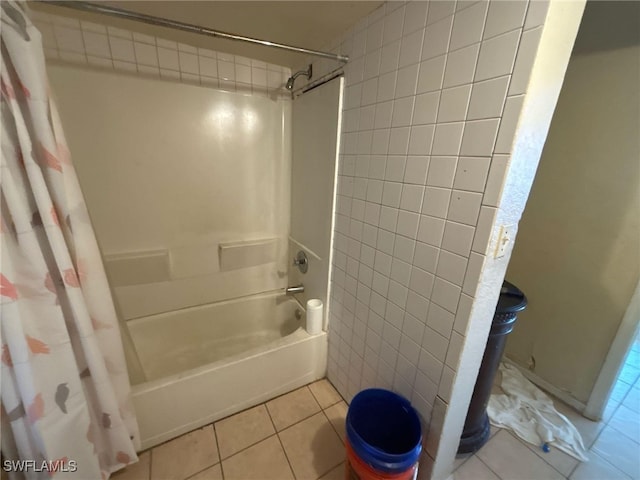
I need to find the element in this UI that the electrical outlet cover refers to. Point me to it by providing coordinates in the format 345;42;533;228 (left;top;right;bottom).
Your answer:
495;225;514;258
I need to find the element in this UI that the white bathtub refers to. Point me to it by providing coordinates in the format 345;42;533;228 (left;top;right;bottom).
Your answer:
126;292;327;450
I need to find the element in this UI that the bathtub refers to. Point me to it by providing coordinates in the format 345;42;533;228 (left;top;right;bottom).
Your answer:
126;292;327;450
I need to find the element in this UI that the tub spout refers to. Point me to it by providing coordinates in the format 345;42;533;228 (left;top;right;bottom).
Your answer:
286;284;304;295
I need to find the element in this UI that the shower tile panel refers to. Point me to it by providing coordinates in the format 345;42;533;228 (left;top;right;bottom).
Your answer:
34;11;291;97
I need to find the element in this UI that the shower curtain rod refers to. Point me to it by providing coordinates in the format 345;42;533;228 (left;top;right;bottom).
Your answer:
42;1;350;63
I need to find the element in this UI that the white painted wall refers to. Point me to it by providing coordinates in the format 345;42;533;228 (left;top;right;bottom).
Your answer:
288;77;343;322
505;1;640;406
49;64;292;320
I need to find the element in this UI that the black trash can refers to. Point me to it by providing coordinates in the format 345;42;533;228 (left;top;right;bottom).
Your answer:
458;280;527;454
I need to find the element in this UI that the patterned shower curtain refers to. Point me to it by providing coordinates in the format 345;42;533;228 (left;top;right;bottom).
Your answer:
0;3;139;478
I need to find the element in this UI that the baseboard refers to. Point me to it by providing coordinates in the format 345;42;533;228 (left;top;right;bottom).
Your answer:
503;358;587;413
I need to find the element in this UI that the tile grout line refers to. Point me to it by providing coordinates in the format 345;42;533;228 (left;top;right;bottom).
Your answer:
568;421;604;479
307;381;342;410
568;355;640;478
139;381;337;480
216;431;274;464
477;452;504;480
276;409;324;435
264;398;297;480
183;461;220;480
215;383;329;463
211;422;224;480
317;408;347;479
148;449;152;480
605;408;640;445
567;384;621;479
322;407;345;447
573;449;633;480
451;452;472;474
509;430;571;479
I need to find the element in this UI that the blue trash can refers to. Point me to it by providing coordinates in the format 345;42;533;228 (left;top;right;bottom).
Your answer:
346;389;422;480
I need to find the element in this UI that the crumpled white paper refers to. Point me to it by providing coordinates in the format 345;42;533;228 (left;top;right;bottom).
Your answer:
488;362;589;461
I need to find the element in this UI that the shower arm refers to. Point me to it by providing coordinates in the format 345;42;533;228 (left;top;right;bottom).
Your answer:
286;64;313;90
292;64;312;82
39;1;350;63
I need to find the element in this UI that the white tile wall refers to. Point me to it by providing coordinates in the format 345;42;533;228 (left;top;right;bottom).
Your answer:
467;75;510;120
484;1;528;40
422;16;454;61
449;1;489;51
453;157;491;192
317;3;546;453
443;43;480;88
31;10;291;97
427;156;458;188
437;84;472;123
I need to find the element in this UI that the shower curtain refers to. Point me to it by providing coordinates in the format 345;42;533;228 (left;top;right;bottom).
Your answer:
0;3;139;478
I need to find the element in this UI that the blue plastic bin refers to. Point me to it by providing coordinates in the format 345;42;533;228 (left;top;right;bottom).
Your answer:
346;389;422;477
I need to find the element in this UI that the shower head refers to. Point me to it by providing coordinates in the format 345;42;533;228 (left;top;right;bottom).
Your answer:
285;64;312;91
285;77;295;90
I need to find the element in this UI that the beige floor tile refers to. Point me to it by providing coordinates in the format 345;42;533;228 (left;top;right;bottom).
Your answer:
152;426;219;480
623;385;640;413
113;451;150;480
278;412;345;480
266;386;321;431
453;456;500;480
324;401;348;441
554;401;605;448
591;426;640;478
477;430;564;480
309;379;342;409
417;450;434;480
522;435;579;477
603;399;620;422
619;365;640;385
318;462;345;480
608;404;640;444
187;464;223;480
452;453;472;472
570;451;631;480
221;436;294;480
610;380;633;403
215;404;275;459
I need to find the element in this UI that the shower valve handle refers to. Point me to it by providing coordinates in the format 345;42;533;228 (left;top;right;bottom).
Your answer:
293;250;308;273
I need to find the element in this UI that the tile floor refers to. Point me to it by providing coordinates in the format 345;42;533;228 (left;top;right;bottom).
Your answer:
114;379;347;480
115;341;640;480
453;338;640;480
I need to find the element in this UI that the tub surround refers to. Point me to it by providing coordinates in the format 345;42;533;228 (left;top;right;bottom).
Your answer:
49;64;292;320
129;293;327;449
288;77;344;329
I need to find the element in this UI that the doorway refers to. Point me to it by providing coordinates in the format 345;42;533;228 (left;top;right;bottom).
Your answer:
502;0;640;419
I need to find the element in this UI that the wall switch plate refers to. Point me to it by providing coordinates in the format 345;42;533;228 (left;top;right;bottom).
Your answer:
494;224;515;258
